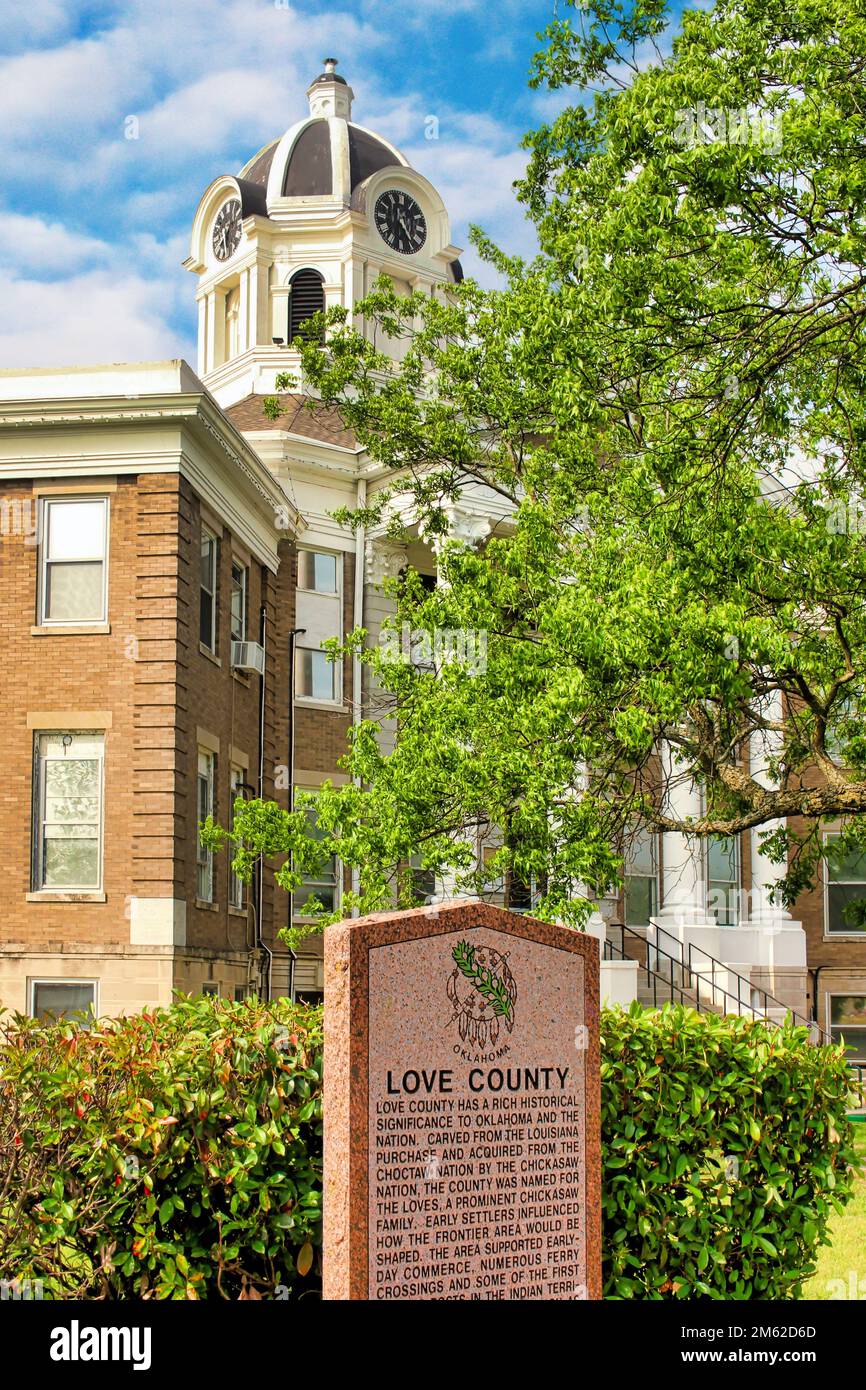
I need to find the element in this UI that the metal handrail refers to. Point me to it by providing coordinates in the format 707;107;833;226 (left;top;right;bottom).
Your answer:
606;921;827;1040
603;935;705;1011
646;919;830;1043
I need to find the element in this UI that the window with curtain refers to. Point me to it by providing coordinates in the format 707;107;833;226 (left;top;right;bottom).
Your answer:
33;731;104;890
40;497;108;624
31;980;96;1021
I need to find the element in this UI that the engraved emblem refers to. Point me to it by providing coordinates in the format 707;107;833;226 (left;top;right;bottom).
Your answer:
447;939;517;1048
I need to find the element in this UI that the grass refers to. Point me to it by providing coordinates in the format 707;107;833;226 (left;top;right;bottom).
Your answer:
803;1125;866;1300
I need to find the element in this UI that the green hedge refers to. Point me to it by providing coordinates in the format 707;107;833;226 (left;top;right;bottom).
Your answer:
0;998;857;1299
0;996;322;1299
602;1004;858;1299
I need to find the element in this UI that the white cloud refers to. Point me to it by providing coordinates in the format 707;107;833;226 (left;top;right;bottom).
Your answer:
0;213;111;273
0;269;190;370
0;0;545;353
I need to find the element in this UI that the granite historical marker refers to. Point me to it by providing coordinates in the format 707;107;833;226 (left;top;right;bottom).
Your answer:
323;900;601;1300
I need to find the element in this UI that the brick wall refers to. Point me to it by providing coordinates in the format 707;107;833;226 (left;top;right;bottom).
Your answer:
0;471;292;1011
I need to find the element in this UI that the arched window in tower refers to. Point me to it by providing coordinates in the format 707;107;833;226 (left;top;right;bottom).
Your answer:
288;268;325;345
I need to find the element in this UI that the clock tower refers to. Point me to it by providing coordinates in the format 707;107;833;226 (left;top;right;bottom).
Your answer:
184;59;463;410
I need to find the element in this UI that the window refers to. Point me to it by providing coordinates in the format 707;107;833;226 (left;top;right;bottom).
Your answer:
33;732;104;890
200;528;218;651
296;647;337;701
201;982;220;998
196;749;215;901
295;549;342;704
288;268;325;345
31;979;96;1022
293;792;339;918
229;765;246;909
829;995;866;1061
230;561;248;642
409;852;436;903
624;829;658;926
40;497;108;624
298;550;338;594
234;985;248;1003
708;834;739;926
825;836;866;934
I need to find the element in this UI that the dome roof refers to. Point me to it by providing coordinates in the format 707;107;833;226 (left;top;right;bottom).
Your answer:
236;61;409;206
238;120;404;200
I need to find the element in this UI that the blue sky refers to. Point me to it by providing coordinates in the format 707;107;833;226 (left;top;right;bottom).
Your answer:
0;0;685;369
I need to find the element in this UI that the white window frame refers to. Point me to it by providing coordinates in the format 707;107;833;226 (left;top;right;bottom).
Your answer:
196;748;215;902
200;527;218;652
229;764;246;910
30;977;98;1021
624;831;660;927
707;833;740;927
408;851;436;904
32;731;105;892
823;832;866;938
39;496;109;626
297;548;339;596
295;645;340;703
827;992;866;1063
230;559;248;643
292;788;340;921
295;547;343;706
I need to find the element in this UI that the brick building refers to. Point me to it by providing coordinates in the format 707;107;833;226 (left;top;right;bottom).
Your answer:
0;61;864;1059
0;361;298;1014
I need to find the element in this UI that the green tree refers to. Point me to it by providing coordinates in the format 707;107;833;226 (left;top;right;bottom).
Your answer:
204;0;866;936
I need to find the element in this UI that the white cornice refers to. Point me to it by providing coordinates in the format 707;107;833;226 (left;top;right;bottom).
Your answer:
0;378;304;567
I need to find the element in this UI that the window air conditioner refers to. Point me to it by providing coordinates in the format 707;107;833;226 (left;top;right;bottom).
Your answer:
231;640;265;675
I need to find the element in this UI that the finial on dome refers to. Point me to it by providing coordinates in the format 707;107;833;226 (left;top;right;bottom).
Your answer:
307;57;353;119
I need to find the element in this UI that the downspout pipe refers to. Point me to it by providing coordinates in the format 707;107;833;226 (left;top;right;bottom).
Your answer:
257;601;273;1001
351;479;367;915
287;625;306;998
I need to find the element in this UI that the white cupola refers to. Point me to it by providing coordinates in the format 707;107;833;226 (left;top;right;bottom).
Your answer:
184;61;463;409
306;58;354;120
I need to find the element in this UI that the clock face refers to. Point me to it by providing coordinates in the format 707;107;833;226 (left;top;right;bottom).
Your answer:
212;198;242;261
374;189;427;255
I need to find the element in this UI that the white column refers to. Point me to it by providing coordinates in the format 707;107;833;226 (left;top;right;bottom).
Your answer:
426;505;491;902
272;284;290;343
238;268;250;356
196;294;207;376
249;260;270;347
656;743;712;927
205;287;226;371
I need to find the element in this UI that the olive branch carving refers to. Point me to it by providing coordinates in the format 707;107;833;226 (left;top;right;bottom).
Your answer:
451;940;514;1023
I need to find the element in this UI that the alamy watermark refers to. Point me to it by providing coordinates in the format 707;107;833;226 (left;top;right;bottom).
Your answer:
380;623;488;675
0;497;40;545
673;101;782;154
826;497;866;535
1;1277;43;1300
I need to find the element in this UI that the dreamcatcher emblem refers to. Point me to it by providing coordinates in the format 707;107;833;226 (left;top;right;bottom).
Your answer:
447;939;517;1048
